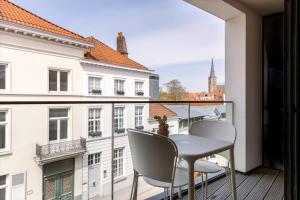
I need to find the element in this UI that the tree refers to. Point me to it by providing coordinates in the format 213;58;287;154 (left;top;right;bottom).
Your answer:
160;79;186;100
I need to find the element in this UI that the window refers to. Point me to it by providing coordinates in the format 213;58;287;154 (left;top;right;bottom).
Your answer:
0;175;7;200
135;106;143;130
88;76;102;95
0;111;8;151
135;82;144;96
49;109;69;142
88;153;101;166
113;148;124;178
114;80;125;95
49;70;69;92
88;108;102;138
0;65;6;90
114;107;125;133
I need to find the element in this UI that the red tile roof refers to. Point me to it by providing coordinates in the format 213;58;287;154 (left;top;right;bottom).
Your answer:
0;0;84;41
84;36;149;70
149;104;177;118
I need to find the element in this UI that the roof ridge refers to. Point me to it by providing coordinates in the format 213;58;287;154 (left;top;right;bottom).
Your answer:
2;0;84;39
86;35;146;68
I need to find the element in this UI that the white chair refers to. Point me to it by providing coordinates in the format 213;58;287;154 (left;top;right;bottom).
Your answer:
128;129;188;200
179;120;236;199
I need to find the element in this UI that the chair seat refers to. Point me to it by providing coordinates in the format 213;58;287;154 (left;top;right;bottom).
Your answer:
143;168;188;188
179;159;222;173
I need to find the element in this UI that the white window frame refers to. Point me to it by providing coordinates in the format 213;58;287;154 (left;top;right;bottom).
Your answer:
135;81;144;96
88;76;102;95
88;107;102;138
0;62;11;92
0;174;9;200
113;148;124;178
48;107;71;144
135;106;143;128
114;107;125;133
88;152;101;166
114;79;125;95
0;109;11;155
48;68;70;93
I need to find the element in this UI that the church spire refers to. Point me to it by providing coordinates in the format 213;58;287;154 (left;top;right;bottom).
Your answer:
210;58;216;77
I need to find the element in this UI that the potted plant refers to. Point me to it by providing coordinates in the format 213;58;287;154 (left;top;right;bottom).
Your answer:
154;115;169;137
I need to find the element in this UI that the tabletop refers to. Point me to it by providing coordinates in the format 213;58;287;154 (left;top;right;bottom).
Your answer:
170;134;234;159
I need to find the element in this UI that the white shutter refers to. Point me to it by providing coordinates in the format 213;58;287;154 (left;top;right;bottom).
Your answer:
11;172;26;200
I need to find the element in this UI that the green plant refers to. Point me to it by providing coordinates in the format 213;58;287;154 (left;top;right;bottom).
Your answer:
154;115;169;137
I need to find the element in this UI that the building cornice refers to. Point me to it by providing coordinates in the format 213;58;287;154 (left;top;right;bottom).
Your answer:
80;59;154;74
0;20;93;48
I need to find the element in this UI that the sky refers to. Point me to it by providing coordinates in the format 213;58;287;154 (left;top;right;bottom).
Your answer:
11;0;225;92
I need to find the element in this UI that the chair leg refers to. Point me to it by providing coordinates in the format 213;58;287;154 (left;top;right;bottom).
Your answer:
170;187;173;200
130;173;136;200
130;171;139;200
205;173;208;199
178;187;182;199
164;188;167;200
201;173;205;200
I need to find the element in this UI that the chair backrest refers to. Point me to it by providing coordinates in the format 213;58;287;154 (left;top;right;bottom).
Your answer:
189;120;236;161
190;120;236;144
127;129;178;183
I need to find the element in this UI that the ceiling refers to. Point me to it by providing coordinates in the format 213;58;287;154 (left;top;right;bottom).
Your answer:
237;0;284;15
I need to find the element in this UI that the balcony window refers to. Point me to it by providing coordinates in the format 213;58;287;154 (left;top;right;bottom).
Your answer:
88;108;102;138
113;148;124;178
0;65;6;90
114;80;125;95
135;81;144;96
114;107;125;133
0;175;7;200
88;153;101;166
49;70;69;92
49;108;69;143
88;76;102;95
0;111;8;152
135;106;144;130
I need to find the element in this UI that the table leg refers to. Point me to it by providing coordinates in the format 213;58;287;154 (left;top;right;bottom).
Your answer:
188;160;195;200
229;147;237;200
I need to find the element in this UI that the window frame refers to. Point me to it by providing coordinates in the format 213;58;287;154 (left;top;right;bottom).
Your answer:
135;81;144;96
0;110;11;155
0;174;8;200
114;79;125;95
88;75;102;95
0;62;11;92
48;68;70;93
88;152;101;166
113;148;124;178
114;107;125;134
88;107;102;138
48;107;71;144
135;106;144;129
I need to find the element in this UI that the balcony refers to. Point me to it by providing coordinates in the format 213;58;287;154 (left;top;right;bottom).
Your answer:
35;138;86;165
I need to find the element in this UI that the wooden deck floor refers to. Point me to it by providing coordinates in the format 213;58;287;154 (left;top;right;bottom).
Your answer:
182;168;284;200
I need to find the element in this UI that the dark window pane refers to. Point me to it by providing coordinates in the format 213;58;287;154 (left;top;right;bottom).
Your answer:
60;72;68;91
49;121;57;141
0;125;5;149
49;109;68;118
60;119;68;139
0;175;6;185
0;188;5;200
0;65;6;90
0;112;5;122
49;70;57;91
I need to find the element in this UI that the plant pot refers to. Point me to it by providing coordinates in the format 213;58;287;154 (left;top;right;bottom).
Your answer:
157;128;169;137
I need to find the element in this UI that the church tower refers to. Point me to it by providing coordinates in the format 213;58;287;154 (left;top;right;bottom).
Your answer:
208;58;217;93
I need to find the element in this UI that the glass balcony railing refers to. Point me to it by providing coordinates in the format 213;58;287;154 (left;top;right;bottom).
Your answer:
0;100;233;200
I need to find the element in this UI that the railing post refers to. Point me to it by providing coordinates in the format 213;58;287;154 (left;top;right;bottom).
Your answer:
188;102;191;132
111;103;115;200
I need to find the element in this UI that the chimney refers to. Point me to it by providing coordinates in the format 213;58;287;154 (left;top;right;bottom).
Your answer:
117;32;128;57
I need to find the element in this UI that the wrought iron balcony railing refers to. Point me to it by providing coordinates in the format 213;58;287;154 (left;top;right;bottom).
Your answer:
35;137;86;165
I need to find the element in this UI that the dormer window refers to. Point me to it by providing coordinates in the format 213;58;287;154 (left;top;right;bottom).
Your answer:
114;80;125;95
49;69;69;92
135;81;144;96
88;76;102;95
